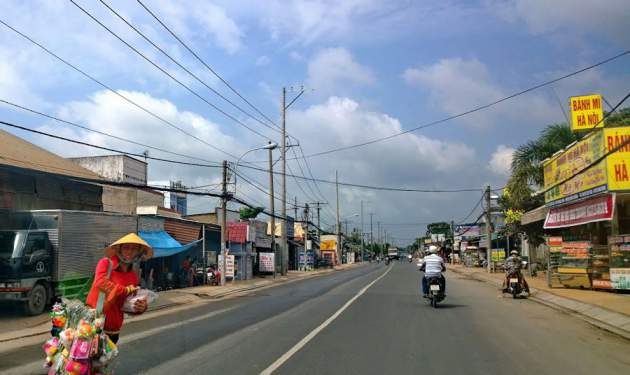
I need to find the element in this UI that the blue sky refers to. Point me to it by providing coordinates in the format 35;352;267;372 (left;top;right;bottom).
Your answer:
1;0;629;245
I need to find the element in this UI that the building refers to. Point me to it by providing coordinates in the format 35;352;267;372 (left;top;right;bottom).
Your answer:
69;154;147;185
0;130;103;211
149;180;188;215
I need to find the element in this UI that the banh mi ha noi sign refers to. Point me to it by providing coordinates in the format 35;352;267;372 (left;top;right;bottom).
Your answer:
570;94;605;132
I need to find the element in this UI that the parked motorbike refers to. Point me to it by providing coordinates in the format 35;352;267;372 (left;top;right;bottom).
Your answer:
426;276;445;308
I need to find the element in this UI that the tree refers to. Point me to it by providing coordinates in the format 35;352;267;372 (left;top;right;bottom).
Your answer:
239;207;264;220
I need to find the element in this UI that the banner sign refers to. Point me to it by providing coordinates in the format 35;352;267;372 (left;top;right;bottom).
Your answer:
455;225;481;237
228;222;249;243
253;221;271;248
298;250;314;269
546;236;563;253
491;249;505;262
543;130;607;204
610;268;630;290
259;252;275;273
219;254;235;278
570;94;604;132
604;127;630;191
544;194;614;229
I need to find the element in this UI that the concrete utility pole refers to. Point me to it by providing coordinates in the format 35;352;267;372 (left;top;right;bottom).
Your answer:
369;213;373;248
450;220;455;264
377;221;381;254
360;200;364;262
336;170;341;264
221;160;228;285
304;203;309;270
316;202;321;242
281;87;287;276
268;144;276;277
485;185;492;273
294;196;298;228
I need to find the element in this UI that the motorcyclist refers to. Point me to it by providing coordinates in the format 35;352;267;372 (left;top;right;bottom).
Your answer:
503;250;530;293
420;245;446;298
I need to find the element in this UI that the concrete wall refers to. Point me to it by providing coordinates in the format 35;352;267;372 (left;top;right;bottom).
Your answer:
70;155;147;185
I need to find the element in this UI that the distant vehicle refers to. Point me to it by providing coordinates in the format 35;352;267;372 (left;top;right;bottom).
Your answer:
0;210;137;315
387;247;398;259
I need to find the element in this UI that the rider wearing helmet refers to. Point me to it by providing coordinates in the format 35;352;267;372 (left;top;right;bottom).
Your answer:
419;245;446;298
503;250;529;293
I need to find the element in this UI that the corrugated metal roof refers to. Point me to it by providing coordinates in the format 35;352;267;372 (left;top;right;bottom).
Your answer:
164;218;201;244
0;130;102;180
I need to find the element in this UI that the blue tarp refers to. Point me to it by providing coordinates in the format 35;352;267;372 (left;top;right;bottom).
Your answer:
138;231;201;258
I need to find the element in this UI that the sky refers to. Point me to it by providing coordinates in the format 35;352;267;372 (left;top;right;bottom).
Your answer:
1;0;629;246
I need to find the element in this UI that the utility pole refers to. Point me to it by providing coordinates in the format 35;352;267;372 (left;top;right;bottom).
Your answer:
304;203;309;271
485;185;492;273
360;200;364;263
336;170;341;265
316;202;321;242
281;87;287;276
369;213;373;257
268;144;276;277
294;196;298;228
377;221;381;255
221;160;228;285
450;220;455;265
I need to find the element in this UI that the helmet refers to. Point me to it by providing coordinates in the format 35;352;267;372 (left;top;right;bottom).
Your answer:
510;250;518;255
428;245;438;254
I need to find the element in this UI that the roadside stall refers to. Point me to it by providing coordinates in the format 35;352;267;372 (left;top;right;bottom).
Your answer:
542;114;630;291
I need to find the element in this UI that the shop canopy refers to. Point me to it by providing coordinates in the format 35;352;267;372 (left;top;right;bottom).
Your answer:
138;231;201;258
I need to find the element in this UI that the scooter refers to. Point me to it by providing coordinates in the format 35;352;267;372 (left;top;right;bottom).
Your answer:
426;276;445;308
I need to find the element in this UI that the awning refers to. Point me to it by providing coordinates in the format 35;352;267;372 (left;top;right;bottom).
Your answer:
544;193;615;229
138;231;201;258
521;205;549;225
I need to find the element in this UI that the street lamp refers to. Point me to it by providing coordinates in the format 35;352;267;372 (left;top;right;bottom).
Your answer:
233;142;278;196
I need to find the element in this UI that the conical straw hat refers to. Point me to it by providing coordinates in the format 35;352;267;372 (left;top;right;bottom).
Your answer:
105;233;153;260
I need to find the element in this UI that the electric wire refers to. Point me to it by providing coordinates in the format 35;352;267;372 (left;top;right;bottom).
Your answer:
136;0;279;130
298;50;630;160
0;19;237;159
69;0;272;140
98;0;278;134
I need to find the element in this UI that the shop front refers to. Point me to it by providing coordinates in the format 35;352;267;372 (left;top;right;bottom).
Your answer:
542;125;630;290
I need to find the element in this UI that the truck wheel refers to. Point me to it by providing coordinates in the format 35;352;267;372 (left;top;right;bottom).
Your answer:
24;283;48;316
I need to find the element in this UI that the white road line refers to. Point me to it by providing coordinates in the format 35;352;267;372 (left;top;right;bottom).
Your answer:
260;265;393;375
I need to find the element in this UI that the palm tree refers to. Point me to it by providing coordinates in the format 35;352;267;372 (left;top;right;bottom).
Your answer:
505;123;577;210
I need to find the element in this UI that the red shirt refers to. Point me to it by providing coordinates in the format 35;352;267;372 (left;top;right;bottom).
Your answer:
86;257;139;334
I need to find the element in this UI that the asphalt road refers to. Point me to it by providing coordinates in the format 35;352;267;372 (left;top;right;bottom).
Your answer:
2;261;630;374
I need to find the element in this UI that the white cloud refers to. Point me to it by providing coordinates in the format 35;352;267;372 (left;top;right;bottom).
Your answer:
289;51;304;61
255;55;271;66
489;145;515;176
488;0;630;45
306;48;374;95
402;57;559;129
191;3;244;54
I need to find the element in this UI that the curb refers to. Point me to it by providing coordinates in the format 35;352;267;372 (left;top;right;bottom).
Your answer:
450;267;630;340
0;263;366;344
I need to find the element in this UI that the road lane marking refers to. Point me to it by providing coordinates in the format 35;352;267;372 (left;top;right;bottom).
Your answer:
260;265;393;375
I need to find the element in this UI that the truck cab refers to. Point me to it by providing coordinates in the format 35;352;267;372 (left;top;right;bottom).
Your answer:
0;229;53;315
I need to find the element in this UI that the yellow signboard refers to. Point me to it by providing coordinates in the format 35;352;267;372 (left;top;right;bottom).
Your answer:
604;128;630;191
570;94;605;132
320;239;336;251
543;130;607;203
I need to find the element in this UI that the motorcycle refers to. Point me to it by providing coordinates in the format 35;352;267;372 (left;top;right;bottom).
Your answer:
426;276;445;308
506;271;522;298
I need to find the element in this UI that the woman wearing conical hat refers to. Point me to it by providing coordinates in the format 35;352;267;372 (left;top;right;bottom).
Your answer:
86;233;153;343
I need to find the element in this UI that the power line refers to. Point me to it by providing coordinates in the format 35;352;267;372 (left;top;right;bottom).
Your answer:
69;0;272;140
298;50;630;160
98;0;278;134
2;119;493;194
0;99;223;166
0;18;237;159
456;194;484;224
136;0;278;130
0;120;223;168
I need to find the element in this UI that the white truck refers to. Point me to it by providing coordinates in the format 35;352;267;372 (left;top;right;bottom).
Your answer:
0;210;137;315
387;247;398;260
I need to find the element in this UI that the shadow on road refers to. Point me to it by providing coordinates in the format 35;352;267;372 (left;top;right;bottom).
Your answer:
433;303;467;309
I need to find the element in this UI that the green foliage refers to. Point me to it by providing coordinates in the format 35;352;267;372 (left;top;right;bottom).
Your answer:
426;222;452;237
239;207;264;219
